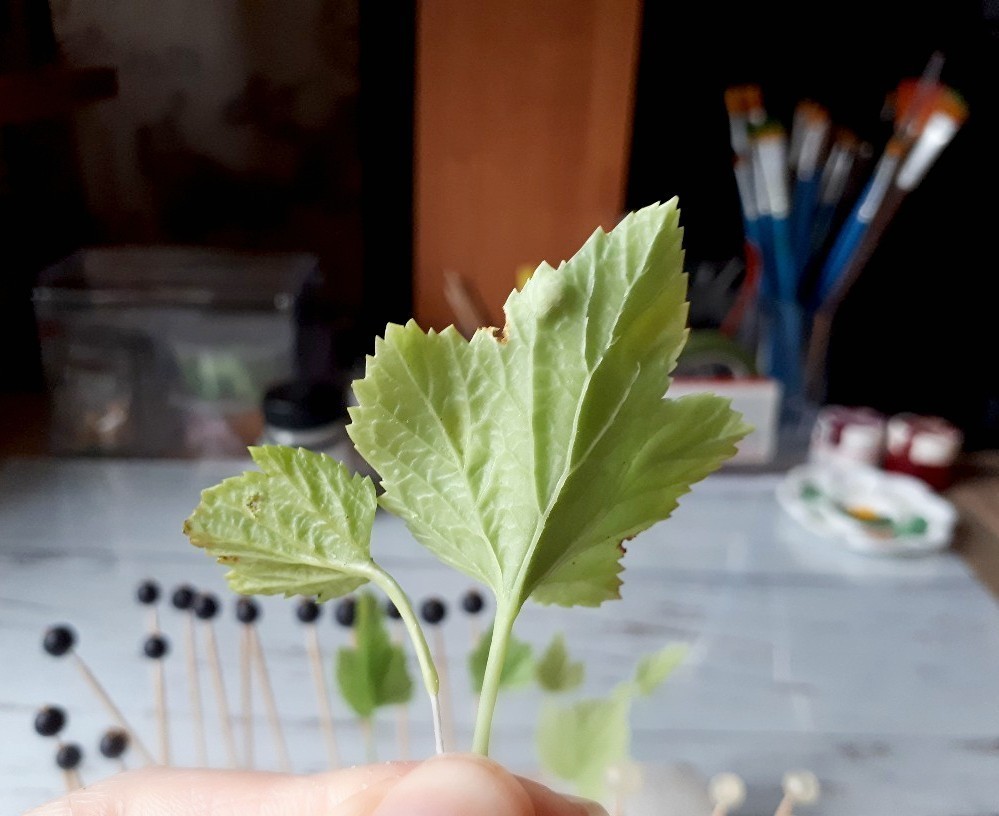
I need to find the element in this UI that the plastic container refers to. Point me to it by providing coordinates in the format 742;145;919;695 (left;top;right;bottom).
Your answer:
34;247;315;457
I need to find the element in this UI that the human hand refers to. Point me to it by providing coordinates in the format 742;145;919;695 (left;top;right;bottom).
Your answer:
24;753;607;816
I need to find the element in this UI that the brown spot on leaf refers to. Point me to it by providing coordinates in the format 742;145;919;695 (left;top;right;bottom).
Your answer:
218;556;239;565
490;326;508;344
246;493;262;514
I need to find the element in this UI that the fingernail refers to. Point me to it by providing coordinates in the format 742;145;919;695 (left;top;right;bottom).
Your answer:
564;794;610;816
372;755;532;816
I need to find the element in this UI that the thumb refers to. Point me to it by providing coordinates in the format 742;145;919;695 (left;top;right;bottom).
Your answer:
370;754;605;816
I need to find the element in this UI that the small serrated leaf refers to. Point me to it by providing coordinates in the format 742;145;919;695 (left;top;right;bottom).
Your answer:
336;592;413;719
535;633;585;693
184;446;377;602
468;621;535;694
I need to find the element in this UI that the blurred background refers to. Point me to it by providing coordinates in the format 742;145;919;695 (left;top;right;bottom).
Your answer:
2;0;997;458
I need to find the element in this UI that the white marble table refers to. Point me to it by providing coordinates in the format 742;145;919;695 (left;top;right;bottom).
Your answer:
2;457;999;814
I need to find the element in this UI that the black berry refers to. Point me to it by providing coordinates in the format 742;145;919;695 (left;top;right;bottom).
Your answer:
461;589;485;615
334;597;356;627
385;600;402;620
99;729;129;759
56;743;83;770
297;599;320;623
34;706;66;737
171;585;196;611
136;580;160;605
143;634;169;659
193;593;219;620
236;597;260;624
43;625;76;657
420;598;447;625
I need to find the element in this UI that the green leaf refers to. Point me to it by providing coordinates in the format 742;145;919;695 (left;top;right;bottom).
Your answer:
536;644;687;797
468;622;535;694
535;633;584;693
336;592;413;718
536;688;632;800
348;201;750;614
633;644;687;696
183;446;377;601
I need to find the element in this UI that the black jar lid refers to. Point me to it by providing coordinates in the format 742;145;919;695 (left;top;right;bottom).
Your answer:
263;381;346;431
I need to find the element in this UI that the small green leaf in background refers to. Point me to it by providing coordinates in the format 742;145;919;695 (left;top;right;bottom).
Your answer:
468;622;535;694
537;643;687;800
633;644;687;696
336;592;413;719
535;633;585;693
184;446;378;601
536;687;632;801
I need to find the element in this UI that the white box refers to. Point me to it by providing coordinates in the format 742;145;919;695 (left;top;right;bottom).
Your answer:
668;377;782;465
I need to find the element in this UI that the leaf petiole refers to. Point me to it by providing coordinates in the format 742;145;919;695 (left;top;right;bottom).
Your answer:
364;563;444;753
471;601;519;754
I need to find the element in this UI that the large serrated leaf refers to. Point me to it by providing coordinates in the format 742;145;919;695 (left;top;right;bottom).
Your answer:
348;201;750;612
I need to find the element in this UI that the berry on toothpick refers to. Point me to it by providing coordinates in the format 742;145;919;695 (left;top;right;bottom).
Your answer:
143;634;170;660
461;589;485;615
297;598;321;623
141;632;171;764
56;742;82;770
99;728;129;759
236;597;260;624
136;580;160;605
34;706;67;738
420;598;446;625
193;593;219;620
55;742;84;791
171;585;196;611
43;625;75;657
335;597;357;628
99;728;130;772
41;625;154;766
461;588;487;648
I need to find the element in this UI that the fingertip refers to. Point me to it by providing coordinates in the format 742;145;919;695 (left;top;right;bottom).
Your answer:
519;776;610;816
371;754;533;816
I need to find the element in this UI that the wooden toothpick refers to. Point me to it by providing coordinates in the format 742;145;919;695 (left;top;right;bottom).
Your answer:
172;585;207;766
238;597;290;772
194;595;239;768
297;598;340;768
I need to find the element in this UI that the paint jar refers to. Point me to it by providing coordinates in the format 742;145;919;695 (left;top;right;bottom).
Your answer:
883;414;962;491
809;405;886;467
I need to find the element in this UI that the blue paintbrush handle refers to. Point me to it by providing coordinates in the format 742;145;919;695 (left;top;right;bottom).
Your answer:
815;208;868;307
791;176;821;268
770;216;797;302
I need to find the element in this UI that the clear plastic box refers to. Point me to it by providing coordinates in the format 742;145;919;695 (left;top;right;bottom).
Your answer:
34;247;316;457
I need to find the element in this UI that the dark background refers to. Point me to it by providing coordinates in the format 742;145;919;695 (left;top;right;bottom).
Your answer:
627;0;999;447
3;1;998;447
